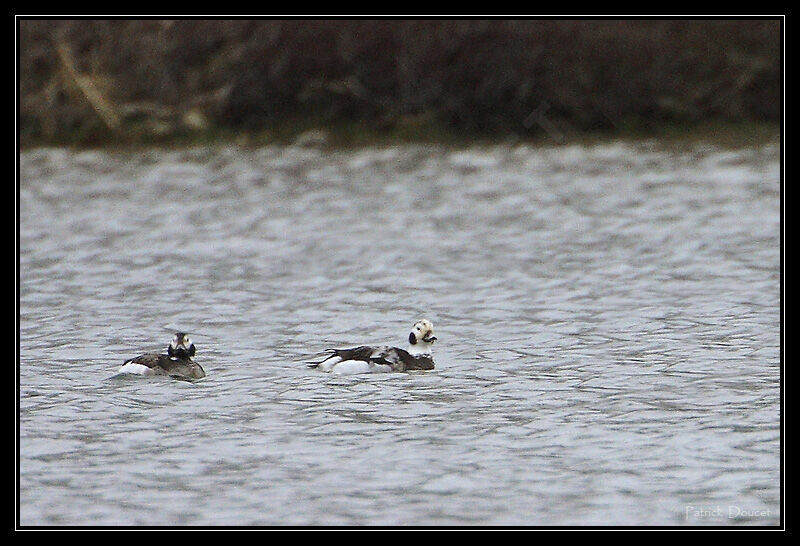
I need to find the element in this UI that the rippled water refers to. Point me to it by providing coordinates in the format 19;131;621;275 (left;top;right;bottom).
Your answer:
18;140;781;526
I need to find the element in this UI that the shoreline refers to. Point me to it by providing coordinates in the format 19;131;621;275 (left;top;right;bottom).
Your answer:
18;120;780;152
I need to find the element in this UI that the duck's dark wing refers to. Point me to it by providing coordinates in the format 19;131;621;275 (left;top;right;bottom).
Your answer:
368;346;406;371
369;347;435;371
370;347;434;372
398;349;435;371
334;345;381;362
123;353;167;370
307;345;378;368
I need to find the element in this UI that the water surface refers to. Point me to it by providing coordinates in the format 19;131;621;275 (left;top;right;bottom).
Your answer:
19;141;781;526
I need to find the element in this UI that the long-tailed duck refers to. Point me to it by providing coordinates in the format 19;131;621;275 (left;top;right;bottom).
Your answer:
308;319;437;374
118;332;205;380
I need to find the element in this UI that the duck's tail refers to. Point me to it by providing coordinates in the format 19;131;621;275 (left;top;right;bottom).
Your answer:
305;350;339;369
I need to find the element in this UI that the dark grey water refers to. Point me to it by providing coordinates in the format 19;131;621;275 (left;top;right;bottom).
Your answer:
18;141;781;526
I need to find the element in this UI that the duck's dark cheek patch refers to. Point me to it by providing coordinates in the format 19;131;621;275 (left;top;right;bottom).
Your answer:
409;332;417;345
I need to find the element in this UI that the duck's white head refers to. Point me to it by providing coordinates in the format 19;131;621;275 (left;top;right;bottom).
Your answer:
408;319;436;355
168;332;196;359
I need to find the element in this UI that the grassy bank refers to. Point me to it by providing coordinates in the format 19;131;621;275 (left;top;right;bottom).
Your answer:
18;19;781;149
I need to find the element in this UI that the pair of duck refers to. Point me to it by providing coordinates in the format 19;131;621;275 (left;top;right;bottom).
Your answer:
118;319;438;381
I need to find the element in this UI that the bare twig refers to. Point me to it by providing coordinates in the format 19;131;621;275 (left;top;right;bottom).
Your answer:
54;41;121;131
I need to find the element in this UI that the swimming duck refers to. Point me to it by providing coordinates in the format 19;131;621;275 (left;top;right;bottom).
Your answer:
309;319;437;374
118;332;205;380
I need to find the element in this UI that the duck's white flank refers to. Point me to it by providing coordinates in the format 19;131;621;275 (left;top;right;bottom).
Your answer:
117;362;155;375
321;360;393;375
